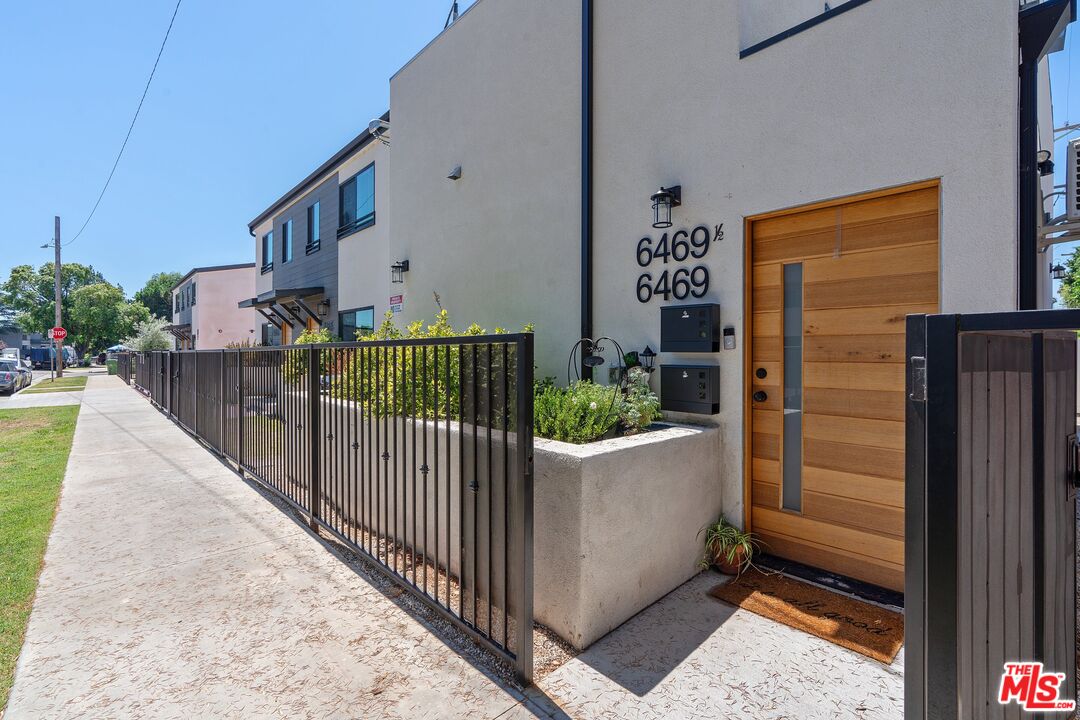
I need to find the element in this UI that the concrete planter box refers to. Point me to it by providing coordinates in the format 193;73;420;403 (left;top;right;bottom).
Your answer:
272;390;721;651
534;423;722;650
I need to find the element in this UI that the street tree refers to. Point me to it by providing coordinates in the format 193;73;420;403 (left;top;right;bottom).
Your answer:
134;271;182;320
0;263;105;334
68;282;150;356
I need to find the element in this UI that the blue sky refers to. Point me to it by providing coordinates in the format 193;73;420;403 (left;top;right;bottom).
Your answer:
0;0;473;296
1;3;1078;299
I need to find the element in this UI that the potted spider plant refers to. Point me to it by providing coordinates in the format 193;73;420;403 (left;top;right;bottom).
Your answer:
699;518;760;575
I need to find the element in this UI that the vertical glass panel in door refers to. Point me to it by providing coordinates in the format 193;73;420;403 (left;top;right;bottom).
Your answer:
782;263;803;512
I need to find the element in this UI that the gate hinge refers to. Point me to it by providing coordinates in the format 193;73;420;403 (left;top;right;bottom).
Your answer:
909;356;926;402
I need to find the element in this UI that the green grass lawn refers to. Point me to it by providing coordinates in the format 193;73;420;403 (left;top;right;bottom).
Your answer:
0;406;79;710
21;376;87;394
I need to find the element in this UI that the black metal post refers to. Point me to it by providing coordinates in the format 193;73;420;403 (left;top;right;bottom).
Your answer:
308;345;320;530
237;350;244;470
923;314;960;720
513;333;534;684
219;350;226;456
193;351;199;437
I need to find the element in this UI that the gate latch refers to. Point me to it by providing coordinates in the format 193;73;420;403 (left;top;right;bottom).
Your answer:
909;356;926;402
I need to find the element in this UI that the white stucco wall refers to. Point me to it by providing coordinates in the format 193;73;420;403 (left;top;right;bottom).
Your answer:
389;0;582;379
591;0;1018;524
388;0;1021;530
337;141;392;328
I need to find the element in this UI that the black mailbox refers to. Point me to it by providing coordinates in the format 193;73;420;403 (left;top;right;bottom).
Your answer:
660;303;721;353
660;364;719;415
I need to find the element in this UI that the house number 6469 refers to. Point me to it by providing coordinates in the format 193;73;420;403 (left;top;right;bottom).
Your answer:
635;224;720;303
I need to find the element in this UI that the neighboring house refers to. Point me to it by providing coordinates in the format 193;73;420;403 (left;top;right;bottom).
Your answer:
239;0;1071;595
244;113;390;345
170;263;258;349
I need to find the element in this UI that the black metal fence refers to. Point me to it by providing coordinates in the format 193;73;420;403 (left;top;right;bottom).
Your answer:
121;336;535;682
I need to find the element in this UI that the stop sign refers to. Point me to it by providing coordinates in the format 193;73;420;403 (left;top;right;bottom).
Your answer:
50;327;67;341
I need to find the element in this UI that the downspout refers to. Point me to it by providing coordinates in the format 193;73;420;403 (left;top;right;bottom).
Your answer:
1018;0;1074;310
580;0;594;379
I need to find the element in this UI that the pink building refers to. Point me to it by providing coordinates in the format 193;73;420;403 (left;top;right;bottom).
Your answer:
170;263;258;350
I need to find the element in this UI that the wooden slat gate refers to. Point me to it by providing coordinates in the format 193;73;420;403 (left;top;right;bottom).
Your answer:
906;310;1078;719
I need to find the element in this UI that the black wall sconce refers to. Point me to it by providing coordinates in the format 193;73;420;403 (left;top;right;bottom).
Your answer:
639;345;656;372
651;185;682;229
317;299;331;318
391;260;410;284
1051;262;1067;281
1037;150;1055;177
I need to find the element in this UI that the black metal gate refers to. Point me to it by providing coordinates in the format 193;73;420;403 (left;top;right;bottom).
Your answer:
121;335;535;682
906;310;1078;719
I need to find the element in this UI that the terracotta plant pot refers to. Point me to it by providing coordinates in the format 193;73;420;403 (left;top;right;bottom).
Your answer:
713;545;747;575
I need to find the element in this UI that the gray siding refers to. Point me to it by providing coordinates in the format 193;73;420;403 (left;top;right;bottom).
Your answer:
174;280;193;326
273;175;342;336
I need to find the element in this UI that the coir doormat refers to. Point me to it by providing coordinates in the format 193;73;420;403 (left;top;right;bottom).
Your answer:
708;570;904;664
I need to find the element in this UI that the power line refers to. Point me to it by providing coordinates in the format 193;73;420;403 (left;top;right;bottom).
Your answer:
66;0;182;247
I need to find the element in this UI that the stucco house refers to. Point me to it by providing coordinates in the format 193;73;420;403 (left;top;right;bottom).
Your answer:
170;263;258;350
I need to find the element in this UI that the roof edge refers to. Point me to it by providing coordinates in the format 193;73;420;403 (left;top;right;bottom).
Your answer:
247;110;389;234
170;263;257;292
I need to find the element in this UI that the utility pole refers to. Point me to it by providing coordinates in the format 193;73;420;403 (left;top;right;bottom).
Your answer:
53;216;62;378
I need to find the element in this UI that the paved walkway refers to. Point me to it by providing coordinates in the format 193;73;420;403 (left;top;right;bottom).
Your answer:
5;377;531;719
6;375;903;719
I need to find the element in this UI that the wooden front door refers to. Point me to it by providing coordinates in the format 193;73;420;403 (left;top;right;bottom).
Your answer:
747;181;940;591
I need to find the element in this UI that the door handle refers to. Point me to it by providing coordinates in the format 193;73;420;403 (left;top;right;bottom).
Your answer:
753;391;767;402
755;367;767;379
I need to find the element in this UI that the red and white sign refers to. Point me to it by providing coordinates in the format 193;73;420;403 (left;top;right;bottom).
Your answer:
49;327;67;341
389;295;404;314
998;662;1076;712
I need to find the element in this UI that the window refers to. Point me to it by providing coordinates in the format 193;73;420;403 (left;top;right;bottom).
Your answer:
338;164;375;238
174;294;179;313
190;282;196;306
282;219;293;263
261;322;281;347
261;231;273;273
781;263;803;512
339;306;375;341
306;202;321;253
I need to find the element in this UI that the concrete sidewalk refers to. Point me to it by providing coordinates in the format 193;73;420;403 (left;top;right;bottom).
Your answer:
5;376;531;719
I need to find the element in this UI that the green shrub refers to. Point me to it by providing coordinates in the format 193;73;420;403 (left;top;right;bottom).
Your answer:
534;381;620;444
283;326;336;385
335;309;532;420
619;367;661;433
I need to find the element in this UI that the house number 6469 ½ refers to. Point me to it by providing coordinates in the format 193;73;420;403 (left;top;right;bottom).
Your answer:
635;224;721;303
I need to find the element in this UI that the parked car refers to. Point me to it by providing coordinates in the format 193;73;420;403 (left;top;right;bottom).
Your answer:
0;359;30;395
